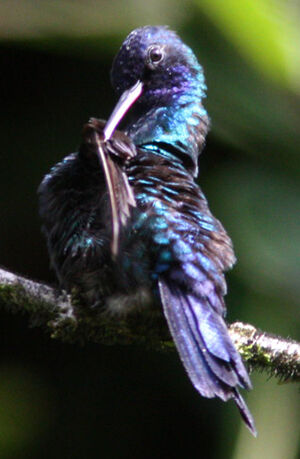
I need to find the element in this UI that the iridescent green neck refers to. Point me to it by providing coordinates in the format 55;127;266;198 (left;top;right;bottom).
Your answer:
126;87;209;177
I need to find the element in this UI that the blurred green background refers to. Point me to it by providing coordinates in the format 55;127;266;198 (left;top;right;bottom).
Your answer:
0;0;299;458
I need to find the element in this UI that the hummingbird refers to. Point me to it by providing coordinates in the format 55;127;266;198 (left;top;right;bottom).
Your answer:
38;26;256;435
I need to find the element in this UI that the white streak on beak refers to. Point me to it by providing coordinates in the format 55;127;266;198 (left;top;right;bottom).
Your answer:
103;80;143;141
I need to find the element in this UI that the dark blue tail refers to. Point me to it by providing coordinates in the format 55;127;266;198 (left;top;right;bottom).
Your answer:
159;278;256;436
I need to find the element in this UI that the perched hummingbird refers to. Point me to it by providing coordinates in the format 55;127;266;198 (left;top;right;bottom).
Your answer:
38;26;256;435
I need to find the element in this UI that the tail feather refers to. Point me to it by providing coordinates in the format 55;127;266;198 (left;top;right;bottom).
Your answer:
182;296;241;389
190;294;252;389
234;389;257;436
159;278;256;436
160;281;219;397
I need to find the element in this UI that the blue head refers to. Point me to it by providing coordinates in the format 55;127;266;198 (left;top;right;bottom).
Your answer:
109;26;209;176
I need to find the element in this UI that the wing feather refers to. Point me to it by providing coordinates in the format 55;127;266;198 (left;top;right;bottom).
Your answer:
81;118;136;256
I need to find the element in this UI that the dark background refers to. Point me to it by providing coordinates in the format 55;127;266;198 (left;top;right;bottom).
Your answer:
0;1;299;458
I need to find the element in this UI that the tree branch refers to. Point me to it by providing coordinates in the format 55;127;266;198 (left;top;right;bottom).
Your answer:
229;322;300;382
0;267;299;382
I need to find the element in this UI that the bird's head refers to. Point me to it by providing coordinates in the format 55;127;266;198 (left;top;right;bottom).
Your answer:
104;26;209;176
111;26;205;104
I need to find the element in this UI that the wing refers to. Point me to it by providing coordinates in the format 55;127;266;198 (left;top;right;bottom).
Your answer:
159;278;256;435
81;118;136;256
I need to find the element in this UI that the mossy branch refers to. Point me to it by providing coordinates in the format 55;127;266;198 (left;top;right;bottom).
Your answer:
0;266;299;382
229;322;300;382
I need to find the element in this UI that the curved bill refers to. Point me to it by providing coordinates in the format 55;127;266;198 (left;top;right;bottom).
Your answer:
103;80;143;141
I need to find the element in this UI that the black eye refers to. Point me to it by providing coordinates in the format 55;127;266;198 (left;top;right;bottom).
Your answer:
147;45;164;67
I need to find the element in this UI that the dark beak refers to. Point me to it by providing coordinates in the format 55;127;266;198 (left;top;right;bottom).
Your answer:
103;80;143;141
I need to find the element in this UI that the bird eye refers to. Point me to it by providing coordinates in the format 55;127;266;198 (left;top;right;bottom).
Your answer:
147;45;164;67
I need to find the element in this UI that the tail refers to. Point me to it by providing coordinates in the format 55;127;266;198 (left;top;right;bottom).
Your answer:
159;278;256;436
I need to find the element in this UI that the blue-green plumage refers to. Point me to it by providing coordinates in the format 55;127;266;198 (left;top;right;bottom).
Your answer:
38;26;256;435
